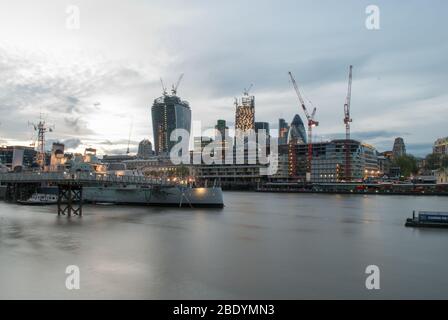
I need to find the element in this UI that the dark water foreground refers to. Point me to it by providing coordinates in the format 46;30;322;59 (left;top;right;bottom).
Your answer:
1;192;448;299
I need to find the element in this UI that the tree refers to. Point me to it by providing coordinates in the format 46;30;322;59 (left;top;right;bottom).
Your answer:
423;153;448;170
393;155;418;178
441;155;448;168
424;153;441;170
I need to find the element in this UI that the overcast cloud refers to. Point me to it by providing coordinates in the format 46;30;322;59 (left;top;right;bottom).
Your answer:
0;0;446;156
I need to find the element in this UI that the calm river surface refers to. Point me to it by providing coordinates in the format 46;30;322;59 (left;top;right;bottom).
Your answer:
1;192;448;299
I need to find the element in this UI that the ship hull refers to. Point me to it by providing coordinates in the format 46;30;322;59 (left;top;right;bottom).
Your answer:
39;185;224;208
0;185;5;200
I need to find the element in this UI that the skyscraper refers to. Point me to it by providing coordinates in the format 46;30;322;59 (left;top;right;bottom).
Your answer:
215;119;228;138
151;94;191;155
287;114;307;144
137;139;154;159
392;137;406;159
235;93;255;134
214;119;229;161
255;122;270;136
278;119;290;145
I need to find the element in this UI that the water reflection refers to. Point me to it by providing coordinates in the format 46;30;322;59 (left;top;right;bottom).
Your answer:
0;193;448;299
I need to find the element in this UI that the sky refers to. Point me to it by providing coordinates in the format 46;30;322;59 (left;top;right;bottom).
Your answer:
0;0;447;156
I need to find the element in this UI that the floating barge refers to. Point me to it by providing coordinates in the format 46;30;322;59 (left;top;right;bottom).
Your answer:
405;211;448;228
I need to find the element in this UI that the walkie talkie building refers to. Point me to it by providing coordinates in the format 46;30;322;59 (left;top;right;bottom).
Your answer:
151;94;191;156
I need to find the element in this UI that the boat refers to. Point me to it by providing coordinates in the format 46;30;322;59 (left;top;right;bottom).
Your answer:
37;185;224;208
17;193;58;205
405;210;448;228
83;185;224;208
1;165;224;208
83;162;224;207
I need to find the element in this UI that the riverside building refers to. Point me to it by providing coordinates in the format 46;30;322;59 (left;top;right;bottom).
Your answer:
433;137;448;155
288;139;380;183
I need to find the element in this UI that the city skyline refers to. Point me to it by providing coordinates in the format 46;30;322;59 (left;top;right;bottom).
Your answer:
0;0;447;156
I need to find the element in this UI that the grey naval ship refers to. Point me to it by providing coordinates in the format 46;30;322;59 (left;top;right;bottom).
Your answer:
37;184;224;208
0;163;224;208
81;184;222;207
87;162;223;207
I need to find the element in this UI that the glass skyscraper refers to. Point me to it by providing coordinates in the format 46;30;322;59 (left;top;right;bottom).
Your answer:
288;114;307;144
151;94;191;155
278;118;290;145
255;122;270;136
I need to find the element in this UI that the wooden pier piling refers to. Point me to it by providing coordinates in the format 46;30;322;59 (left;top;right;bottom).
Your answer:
57;184;83;217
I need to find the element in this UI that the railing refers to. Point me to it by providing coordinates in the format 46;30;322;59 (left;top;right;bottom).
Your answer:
0;172;176;186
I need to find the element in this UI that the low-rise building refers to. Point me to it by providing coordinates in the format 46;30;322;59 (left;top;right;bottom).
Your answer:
436;168;448;184
0;145;37;170
434;137;448;155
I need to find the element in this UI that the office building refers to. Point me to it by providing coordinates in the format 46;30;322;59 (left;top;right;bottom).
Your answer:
433;137;448;155
137;139;154;159
255;122;270;136
278;119;290;145
152;93;191;155
287;114;307;144
215;120;228;138
392;137;406;158
0;145;36;170
235;93;255;134
288;139;379;182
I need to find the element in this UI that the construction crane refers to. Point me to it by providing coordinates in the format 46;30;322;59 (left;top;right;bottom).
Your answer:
160;78;167;96
343;65;353;181
243;84;253;96
288;71;319;183
171;73;184;95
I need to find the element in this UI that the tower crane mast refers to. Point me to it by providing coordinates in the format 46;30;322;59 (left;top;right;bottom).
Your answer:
243;84;253;96
160;78;167;96
172;73;184;95
288;71;319;183
343;65;353;181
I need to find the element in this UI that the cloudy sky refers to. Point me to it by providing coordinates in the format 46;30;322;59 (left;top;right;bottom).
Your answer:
0;0;446;156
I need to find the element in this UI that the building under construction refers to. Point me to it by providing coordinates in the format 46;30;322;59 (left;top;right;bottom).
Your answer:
235;92;255;134
151;74;191;155
286;139;380;183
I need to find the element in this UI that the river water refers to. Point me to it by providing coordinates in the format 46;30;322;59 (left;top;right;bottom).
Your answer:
0;192;447;299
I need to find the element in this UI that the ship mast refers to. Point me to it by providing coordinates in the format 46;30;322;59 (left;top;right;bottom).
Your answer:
29;114;54;171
